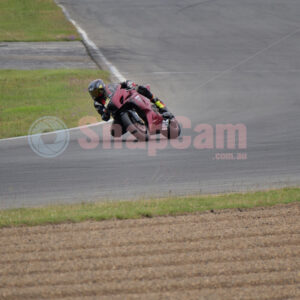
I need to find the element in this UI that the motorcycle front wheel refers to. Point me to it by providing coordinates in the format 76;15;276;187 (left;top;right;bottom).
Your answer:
120;110;149;141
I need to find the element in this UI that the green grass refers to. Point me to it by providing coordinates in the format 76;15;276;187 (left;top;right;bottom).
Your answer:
0;0;80;41
0;69;110;138
0;187;299;228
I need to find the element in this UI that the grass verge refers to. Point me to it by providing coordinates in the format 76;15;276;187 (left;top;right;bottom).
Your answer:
0;69;110;138
0;0;79;41
0;187;299;228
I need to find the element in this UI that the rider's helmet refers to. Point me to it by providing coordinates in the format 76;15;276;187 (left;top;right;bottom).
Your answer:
88;79;107;102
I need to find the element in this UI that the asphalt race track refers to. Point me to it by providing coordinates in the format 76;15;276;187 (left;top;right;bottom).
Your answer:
0;42;97;70
1;0;300;208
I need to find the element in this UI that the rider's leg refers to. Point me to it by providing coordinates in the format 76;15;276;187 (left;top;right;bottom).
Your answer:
137;85;168;113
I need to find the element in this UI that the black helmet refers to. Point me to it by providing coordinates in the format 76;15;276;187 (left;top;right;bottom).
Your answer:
88;79;106;101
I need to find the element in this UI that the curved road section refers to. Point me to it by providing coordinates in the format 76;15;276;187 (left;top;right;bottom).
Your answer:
1;0;300;208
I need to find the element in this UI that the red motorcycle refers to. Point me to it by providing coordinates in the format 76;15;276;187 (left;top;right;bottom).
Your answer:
106;85;181;141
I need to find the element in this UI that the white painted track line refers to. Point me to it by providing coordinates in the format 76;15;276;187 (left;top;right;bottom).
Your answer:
54;0;126;82
0;120;112;142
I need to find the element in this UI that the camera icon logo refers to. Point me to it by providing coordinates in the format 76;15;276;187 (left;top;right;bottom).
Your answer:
28;116;70;158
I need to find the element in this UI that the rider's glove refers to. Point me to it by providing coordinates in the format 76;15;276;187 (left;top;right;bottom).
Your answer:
121;80;136;90
125;80;136;90
101;110;110;121
120;81;127;89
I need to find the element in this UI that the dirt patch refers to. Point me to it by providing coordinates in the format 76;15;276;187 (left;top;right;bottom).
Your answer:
0;203;299;299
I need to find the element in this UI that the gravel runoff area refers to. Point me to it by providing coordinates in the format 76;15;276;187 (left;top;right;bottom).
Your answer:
0;42;97;69
0;203;299;300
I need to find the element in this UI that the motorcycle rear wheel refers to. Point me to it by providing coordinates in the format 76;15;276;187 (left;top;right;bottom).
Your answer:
161;118;181;139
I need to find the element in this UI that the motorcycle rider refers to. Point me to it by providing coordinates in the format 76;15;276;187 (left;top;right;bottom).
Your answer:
88;79;172;137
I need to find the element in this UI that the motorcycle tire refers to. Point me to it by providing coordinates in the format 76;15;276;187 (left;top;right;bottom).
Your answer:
120;111;149;141
164;118;181;139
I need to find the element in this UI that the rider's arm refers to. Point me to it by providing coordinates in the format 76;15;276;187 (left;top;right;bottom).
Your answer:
94;100;105;114
94;99;110;121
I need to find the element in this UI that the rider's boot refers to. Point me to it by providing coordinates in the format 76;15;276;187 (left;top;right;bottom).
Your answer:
153;98;174;119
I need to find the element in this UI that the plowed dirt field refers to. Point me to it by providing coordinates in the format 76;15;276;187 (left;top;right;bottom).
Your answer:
0;203;299;300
